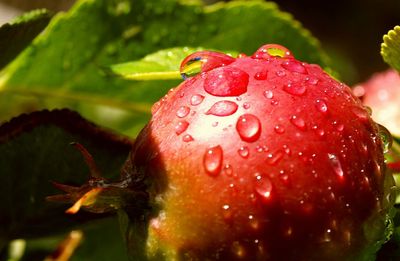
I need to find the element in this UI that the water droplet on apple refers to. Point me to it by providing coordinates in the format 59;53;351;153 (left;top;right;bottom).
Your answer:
206;100;238;116
283;224;293;237
275;70;286;77
281;60;306;74
248;214;260;230
321;228;333;243
312;125;325;137
190;94;205;106
180;51;235;79
238;146;250;158
290;115;306;130
283;82;306;96
243;102;251;109
204;67;249;97
254;70;268;80
328;153;344;180
315;99;328;114
236;114;262;142
203;145;223;176
266;151;284;165
252;44;293;59
351;106;369;123
279;171;290;186
283;144;291;155
223;164;233;176
274;124;285;134
254;174;273;200
264;90;274;99
222;204;233;221
182;134;194;142
377;124;393;153
175;120;189;135
305;76;319;85
270;99;279;106
176;106;190;118
332;120;344;132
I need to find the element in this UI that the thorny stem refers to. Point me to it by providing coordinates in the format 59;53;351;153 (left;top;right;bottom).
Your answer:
70;142;102;179
49;143;137;214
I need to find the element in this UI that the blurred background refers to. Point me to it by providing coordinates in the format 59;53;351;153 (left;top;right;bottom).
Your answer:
0;0;399;84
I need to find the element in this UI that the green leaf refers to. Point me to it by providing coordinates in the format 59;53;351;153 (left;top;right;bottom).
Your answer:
0;109;132;241
381;25;400;72
0;9;52;70
0;0;329;137
109;47;240;81
109;47;201;80
70;217;129;261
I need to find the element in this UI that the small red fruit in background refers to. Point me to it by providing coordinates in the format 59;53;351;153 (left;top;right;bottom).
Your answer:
354;69;400;137
127;45;395;260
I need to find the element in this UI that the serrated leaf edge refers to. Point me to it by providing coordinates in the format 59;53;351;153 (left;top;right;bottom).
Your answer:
204;0;330;68
381;25;400;72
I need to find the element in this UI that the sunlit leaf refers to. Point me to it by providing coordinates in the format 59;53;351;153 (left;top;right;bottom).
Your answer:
381;25;400;72
0;0;330;136
109;47;201;80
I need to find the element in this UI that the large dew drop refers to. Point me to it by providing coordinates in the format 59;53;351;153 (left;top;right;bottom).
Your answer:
236;114;262;142
377;124;393;153
203;145;223;176
204;67;249;97
180;51;235;79
281;60;307;74
252;44;293;59
206;100;238;116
